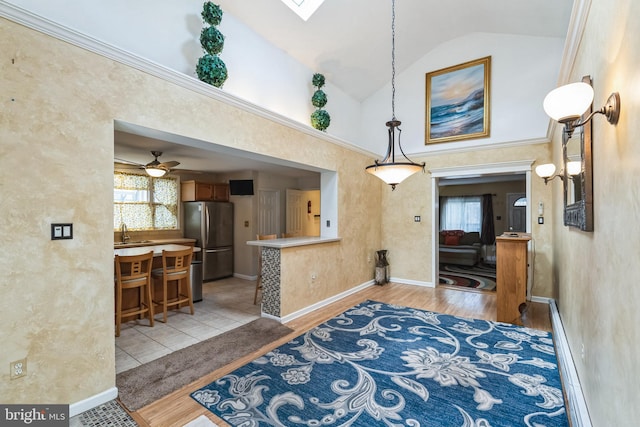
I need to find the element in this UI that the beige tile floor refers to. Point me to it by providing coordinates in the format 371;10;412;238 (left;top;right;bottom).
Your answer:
115;276;260;374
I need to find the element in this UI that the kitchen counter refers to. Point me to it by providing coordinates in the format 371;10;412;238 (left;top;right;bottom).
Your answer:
114;238;196;249
114;243;201;257
246;236;341;248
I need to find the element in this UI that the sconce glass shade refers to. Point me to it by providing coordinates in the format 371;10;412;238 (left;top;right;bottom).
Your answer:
543;82;594;123
145;166;167;177
566;161;582;176
535;163;556;178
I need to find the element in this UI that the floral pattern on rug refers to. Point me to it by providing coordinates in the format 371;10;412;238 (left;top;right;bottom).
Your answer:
192;301;568;426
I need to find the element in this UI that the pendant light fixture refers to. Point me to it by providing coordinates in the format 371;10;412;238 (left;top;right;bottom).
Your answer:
365;0;425;190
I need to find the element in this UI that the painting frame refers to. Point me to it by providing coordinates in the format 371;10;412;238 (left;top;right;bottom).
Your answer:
425;56;491;144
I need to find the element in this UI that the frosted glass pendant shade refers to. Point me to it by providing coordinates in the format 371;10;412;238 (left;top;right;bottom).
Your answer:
366;162;423;187
535;163;556;178
543;82;594;123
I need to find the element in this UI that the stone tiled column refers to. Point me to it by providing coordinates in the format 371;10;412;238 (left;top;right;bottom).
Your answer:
260;247;281;317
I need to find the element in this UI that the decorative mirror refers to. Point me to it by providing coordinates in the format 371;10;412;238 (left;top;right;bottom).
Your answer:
562;75;593;231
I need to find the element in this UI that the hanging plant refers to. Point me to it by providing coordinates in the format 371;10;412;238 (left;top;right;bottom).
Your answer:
200;26;225;55
196;2;227;88
202;2;223;26
310;73;330;131
196;54;228;88
311;109;331;132
311;90;327;108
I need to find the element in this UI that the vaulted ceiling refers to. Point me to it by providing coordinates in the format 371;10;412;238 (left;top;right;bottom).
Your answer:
216;0;573;101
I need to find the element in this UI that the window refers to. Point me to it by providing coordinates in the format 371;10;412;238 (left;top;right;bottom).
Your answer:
114;172;178;231
440;196;482;232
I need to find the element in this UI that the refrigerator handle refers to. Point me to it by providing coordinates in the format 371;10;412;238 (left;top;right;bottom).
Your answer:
204;204;210;248
205;248;232;253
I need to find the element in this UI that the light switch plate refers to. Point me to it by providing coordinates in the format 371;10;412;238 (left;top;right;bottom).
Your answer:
51;223;73;240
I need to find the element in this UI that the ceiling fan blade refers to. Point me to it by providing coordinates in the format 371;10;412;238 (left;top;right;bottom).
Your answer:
114;157;144;167
160;161;180;168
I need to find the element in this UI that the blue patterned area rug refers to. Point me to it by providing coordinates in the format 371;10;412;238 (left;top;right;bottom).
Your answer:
191;301;568;426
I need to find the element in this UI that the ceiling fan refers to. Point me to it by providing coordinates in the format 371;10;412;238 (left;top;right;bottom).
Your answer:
115;151;180;177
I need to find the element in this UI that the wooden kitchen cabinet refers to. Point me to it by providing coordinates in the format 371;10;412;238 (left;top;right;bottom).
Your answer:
496;233;531;324
181;180;229;202
212;183;230;201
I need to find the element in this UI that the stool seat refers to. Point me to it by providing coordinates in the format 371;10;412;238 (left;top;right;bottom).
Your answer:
152;247;194;323
114;251;154;337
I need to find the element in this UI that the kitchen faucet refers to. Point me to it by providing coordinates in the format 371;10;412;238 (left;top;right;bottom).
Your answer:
120;223;130;243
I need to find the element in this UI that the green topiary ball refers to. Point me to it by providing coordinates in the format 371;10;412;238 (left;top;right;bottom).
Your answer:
200;26;225;55
202;2;223;26
311;90;327;108
196;54;228;88
311;109;331;131
312;73;325;88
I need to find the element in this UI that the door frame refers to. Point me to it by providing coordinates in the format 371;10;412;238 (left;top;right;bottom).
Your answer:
430;161;534;293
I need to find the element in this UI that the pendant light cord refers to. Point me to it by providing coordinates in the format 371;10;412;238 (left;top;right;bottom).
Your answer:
391;0;396;121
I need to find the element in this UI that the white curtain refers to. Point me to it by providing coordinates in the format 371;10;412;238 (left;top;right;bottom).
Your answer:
440;196;482;232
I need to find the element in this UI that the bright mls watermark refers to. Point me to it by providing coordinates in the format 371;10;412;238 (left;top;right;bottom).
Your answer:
1;405;68;426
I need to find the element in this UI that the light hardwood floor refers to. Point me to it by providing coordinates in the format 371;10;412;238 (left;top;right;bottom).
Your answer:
131;282;551;427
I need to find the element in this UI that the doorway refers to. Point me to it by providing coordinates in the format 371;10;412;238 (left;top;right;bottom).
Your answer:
430;161;534;289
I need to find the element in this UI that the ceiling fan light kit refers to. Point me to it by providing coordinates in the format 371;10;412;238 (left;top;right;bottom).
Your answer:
115;151;180;177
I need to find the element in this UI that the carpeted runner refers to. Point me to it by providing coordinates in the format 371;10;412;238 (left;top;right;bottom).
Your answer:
117;317;293;411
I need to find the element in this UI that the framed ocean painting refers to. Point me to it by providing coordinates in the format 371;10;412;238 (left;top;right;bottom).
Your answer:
425;56;491;144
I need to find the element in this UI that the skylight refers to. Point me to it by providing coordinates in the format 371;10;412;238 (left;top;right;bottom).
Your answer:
280;0;325;21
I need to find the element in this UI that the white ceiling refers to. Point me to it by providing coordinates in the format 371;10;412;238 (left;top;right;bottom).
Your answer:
216;0;573;101
114;0;573;177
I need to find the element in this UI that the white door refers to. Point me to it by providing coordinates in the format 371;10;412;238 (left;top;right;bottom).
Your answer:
285;189;304;236
258;189;280;236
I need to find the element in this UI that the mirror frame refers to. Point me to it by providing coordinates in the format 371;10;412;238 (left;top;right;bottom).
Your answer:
562;75;594;231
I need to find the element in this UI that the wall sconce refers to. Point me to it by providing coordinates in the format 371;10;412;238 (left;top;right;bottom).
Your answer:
536;79;621;185
542;81;620;138
535;161;582;185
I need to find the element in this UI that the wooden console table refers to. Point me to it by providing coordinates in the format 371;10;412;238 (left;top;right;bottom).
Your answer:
496;233;531;324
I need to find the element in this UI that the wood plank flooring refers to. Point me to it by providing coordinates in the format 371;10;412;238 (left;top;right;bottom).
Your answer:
131;282;551;427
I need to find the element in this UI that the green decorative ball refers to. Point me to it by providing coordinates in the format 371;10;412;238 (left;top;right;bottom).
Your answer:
311;90;327;108
311;109;331;131
196;54;228;88
202;2;223;26
312;73;325;88
200;26;225;55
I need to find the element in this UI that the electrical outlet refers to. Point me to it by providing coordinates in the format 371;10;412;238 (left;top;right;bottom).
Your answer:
10;358;27;380
581;343;585;360
311;273;317;282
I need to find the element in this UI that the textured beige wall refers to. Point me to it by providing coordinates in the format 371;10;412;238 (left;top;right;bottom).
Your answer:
380;144;555;298
0;19;381;404
553;1;640;425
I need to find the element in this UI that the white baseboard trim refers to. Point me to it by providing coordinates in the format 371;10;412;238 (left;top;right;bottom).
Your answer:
530;295;552;304
276;280;376;323
69;387;118;417
549;300;592;427
390;277;434;288
233;273;256;281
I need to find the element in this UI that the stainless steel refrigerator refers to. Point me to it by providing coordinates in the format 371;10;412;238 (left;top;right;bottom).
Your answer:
183;201;234;281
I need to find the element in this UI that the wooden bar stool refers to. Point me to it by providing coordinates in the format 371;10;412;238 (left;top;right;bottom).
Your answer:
254;234;277;305
152;247;194;323
114;251;154;337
